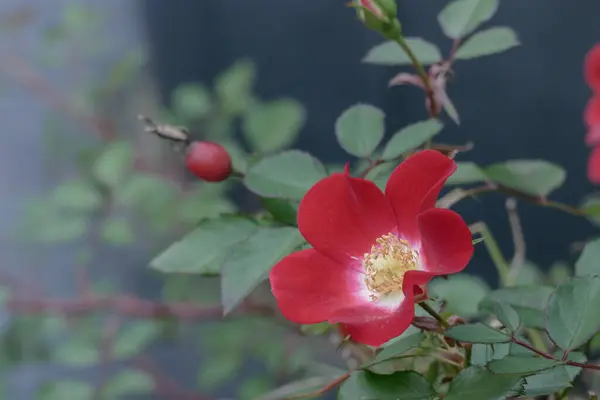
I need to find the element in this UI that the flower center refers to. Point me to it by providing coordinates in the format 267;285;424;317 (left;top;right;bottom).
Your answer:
363;234;419;301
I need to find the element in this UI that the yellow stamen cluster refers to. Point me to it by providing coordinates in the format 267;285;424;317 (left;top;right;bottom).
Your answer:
363;234;419;301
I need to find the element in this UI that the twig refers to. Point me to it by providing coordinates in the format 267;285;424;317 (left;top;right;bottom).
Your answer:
469;222;510;284
418;302;449;329
6;295;273;320
505;198;526;287
358;159;384;178
0;54;115;140
393;37;438;116
511;337;600;371
92;315;123;400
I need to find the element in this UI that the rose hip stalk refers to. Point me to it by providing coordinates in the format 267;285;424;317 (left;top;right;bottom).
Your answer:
269;150;474;347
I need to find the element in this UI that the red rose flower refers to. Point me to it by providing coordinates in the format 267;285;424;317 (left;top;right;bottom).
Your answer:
588;146;600;184
269;150;474;347
584;96;600;128
585;44;600;92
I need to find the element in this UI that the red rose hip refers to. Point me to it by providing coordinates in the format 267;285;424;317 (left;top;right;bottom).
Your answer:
185;141;232;182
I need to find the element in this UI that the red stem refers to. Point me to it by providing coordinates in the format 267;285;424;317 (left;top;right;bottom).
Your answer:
511;337;600;371
6;296;273;320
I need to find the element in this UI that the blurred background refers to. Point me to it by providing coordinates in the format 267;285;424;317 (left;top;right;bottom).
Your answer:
1;0;600;399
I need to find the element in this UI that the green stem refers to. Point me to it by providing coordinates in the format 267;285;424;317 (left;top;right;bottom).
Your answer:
392;36;437;116
464;345;472;368
470;222;510;285
418;302;449;329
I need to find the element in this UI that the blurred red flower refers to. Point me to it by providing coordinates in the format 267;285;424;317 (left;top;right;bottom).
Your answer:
269;150;474;347
585;44;600;92
589;146;600;184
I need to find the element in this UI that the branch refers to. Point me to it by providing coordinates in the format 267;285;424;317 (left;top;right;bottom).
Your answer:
0;54;115;140
6;295;273;320
511;337;600;371
505;198;526;287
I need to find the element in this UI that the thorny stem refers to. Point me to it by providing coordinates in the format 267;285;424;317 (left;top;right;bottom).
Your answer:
511;337;600;371
418;302;450;329
393;36;438;116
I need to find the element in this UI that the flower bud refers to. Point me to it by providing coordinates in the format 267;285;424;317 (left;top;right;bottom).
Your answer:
354;0;401;38
185;141;233;182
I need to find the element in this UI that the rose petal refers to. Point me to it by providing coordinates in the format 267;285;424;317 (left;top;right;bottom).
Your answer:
588;146;600;184
339;295;415;347
385;150;456;243
585;44;600;92
584;96;600;128
298;168;397;264
339;269;428;347
269;249;369;324
417;208;474;275
586;125;600;147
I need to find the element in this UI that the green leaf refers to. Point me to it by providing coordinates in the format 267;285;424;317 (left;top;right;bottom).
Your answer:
444;323;511;344
484;160;566;197
437;0;499;39
38;381;94;400
243;99;306;153
31;215;88;243
221;226;304;314
172;83;212;119
150;216;257;274
381;119;443;160
471;343;510;366
338;370;435;400
243;150;327;201
444;366;523;400
104;369;155;398
260;197;298;226
546;276;600;352
214;59;256;115
54;339;99;365
362;38;443;66
197;353;241;389
366;331;424;366
487;356;562;374
549;262;572;285
92;140;133;189
221;140;249;173
575;238;600;277
335;104;385;157
428;274;490;318
455;27;520;60
238;378;272;400
100;217;135;246
113;321;161;358
443;95;461;125
260;375;344;400
300;322;332;336
50;180;102;211
479;286;554;329
117;173;176;209
513;261;545;286
492;302;521;333
581;194;600;227
445;162;488;185
522;352;586;396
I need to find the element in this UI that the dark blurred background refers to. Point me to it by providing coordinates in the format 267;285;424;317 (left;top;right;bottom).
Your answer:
1;0;599;399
